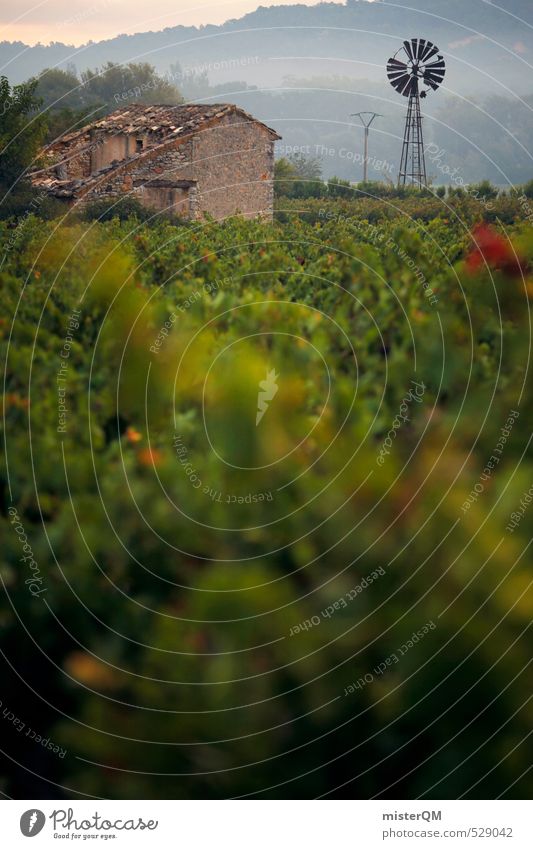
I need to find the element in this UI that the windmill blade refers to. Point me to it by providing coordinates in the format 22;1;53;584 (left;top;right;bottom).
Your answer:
387;67;409;81
403;39;415;60
410;38;421;60
424;56;445;71
423;66;445;88
423;56;445;85
389;73;412;95
424;67;445;81
417;39;429;61
424;73;445;90
423;58;446;82
387;57;413;94
399;75;415;96
406;76;419;97
414;38;428;60
420;41;439;62
411;37;430;61
388;71;409;84
387;59;408;82
387;58;408;72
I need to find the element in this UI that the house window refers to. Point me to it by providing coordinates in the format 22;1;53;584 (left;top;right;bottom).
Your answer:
136;139;143;152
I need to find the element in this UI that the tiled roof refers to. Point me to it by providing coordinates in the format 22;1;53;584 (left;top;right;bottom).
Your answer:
50;103;280;147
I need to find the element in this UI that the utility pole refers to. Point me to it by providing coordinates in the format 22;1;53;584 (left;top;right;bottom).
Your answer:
350;111;382;182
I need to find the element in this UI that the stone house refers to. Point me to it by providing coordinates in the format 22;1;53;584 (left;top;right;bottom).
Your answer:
31;104;281;220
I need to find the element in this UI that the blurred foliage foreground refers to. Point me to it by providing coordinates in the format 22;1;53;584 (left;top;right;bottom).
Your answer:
1;201;532;799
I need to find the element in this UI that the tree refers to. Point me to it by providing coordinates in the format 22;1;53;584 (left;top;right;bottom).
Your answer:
274;156;327;198
36;62;183;117
81;62;182;109
0;76;46;192
521;179;533;199
470;180;498;201
327;175;352;198
287;152;322;180
35;68;84;111
35;68;100;144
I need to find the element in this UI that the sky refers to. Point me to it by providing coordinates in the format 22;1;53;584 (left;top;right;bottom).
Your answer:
0;0;352;46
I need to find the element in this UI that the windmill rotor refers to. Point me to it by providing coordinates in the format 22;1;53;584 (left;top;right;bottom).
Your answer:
387;38;446;99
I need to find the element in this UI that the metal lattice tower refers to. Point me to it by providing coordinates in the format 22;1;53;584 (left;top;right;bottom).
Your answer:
387;38;446;187
399;93;426;187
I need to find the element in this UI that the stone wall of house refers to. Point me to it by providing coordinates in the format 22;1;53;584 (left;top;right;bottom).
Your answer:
191;112;275;220
134;184;189;215
51;131;145;180
78;138;194;212
56;140;91;179
91;133;128;172
89;131;154;172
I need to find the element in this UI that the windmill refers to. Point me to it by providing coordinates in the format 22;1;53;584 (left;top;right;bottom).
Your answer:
387;38;445;187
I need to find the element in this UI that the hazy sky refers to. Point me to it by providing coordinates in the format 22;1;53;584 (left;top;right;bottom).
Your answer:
0;0;346;46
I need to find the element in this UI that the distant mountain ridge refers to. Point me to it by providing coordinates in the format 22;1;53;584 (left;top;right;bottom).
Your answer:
1;0;532;95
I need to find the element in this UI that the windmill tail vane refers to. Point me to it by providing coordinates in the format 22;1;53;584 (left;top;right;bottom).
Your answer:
387;38;446;187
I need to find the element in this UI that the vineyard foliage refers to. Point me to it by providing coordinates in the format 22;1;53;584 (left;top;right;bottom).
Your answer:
1;195;532;798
